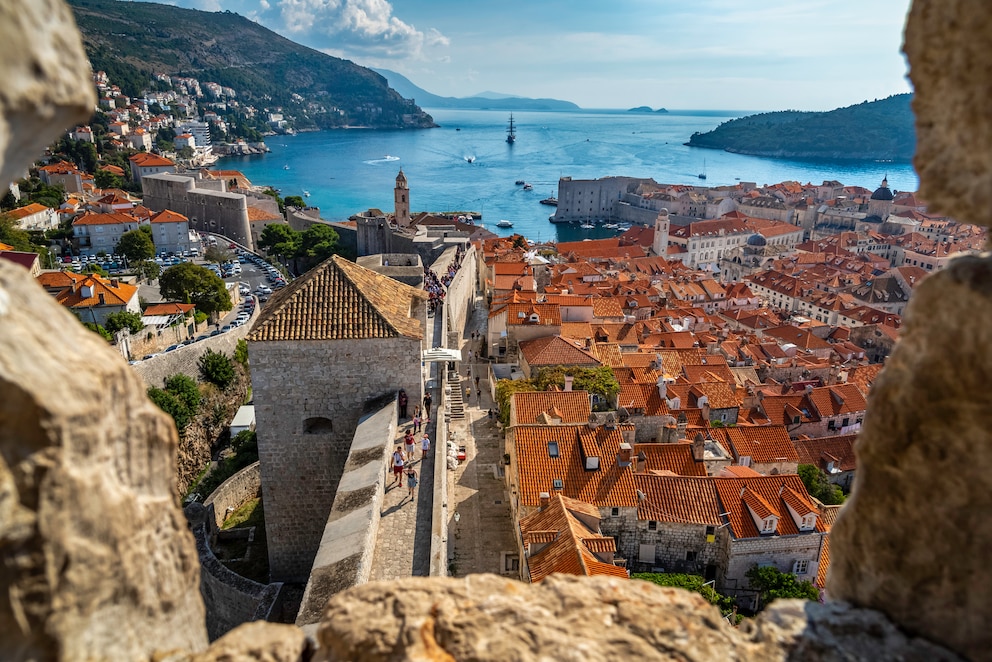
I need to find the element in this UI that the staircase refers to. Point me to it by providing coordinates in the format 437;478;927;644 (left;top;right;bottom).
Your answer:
446;371;466;420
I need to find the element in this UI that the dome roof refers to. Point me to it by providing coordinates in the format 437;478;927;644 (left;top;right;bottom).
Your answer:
871;176;893;201
395;168;408;188
746;234;767;246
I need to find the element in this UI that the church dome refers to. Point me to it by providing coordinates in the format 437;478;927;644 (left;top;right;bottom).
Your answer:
870;176;894;201
747;234;767;246
395;168;408;188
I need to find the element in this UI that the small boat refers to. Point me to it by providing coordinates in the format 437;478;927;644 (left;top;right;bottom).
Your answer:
698;158;707;180
617;223;631;231
283;164;289;170
580;223;595;229
497;219;514;228
604;223;618;229
515;180;526;186
465;156;475;163
522;183;533;190
303;190;310;198
540;193;558;206
506;114;516;144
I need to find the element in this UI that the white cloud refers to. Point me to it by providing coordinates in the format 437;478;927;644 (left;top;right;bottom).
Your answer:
277;0;448;59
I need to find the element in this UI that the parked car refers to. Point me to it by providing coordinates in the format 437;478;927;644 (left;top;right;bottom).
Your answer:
165;344;181;352
220;324;233;333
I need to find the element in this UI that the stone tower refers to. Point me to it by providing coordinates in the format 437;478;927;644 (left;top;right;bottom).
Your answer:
247;255;427;581
652;208;670;257
867;176;894;220
394;168;410;226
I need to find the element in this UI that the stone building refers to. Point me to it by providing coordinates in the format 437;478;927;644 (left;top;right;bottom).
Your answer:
141;172;254;250
247;255;427;581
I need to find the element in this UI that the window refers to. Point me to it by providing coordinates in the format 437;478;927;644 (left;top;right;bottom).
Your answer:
611;507;620;517
842;417;850;427
793;559;809;575
685;551;697;562
648;521;657;531
548;442;559;458
552;479;564;490
303;417;333;434
503;553;519;573
761;518;775;533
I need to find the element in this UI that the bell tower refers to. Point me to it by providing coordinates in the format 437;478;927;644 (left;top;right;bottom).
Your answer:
394;168;410;226
653;208;670;257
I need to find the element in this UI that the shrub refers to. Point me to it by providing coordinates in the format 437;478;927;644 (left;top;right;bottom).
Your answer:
83;322;113;342
104;310;144;335
234;338;249;368
232;429;257;453
194;311;208;325
198;349;235;389
632;573;737;618
745;565;819;608
164;373;202;414
147;386;192;432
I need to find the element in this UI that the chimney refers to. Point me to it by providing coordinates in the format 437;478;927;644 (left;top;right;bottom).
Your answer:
701;401;711;423
618;443;632;467
564;375;574;392
692;433;705;462
539;492;550;511
636;450;647;473
676;412;688;440
656;374;667;400
585;337;593;349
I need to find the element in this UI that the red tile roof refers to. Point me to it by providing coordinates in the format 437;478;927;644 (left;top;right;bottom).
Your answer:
515;424;637;508
712;475;826;539
519;335;601;368
512;391;592;426
634;474;722;524
710;425;800;465
129;152;175;167
792;434;857;473
634;442;706;477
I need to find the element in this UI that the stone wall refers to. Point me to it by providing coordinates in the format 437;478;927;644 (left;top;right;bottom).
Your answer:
141;173;254;250
295;397;396;627
443;245;478;343
186;503;284;642
203;461;261;530
131;308;256;388
724;533;825;600
604;516;723;576
249;336;423;582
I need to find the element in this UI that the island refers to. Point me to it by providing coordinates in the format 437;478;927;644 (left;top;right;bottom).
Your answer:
627;106;669;114
685;94;914;161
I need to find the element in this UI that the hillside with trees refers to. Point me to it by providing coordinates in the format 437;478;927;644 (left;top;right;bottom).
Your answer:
685;94;914;161
67;0;436;130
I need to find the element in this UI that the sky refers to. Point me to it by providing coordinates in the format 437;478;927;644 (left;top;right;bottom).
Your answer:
165;0;914;111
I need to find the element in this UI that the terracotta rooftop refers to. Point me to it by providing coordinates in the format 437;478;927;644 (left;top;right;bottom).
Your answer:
792;434;858;473
129;152;175;167
37;271;137;309
634;474;722;525
519;335;601;368
519;494;627;583
807;384;867;418
511;390;592;426
248;254;426;342
713;475;826;539
143;302;196;316
514;424;637;508
634;442;707;477
710;425;800;465
8;203;52;220
149;209;188;224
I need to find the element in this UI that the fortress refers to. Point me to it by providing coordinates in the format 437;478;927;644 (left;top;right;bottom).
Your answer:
141;172;255;250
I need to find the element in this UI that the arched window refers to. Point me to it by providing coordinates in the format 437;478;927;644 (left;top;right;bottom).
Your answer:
303;417;333;434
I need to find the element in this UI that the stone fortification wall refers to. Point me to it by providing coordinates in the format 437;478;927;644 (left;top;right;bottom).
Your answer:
613;198;661;226
295;397;396;627
186;502;284;642
131;310;255;388
442;245;478;343
141;173;254;250
554;176;645;223
249;336;423;582
356;253;424;288
203;461;261;530
429;304;451;576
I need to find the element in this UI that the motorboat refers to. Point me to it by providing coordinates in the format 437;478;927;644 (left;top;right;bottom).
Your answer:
522;183;533;190
579;223;595;229
303;190;310;198
515;180;526;185
540;194;558;206
497;219;514;228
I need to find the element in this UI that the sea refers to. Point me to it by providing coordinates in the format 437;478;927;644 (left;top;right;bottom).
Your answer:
218;108;918;244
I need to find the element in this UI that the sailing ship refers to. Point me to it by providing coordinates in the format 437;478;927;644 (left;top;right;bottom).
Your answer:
698;158;707;180
506;113;516;144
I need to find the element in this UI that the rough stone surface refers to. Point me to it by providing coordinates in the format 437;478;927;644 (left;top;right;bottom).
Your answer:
828;254;992;660
0;262;208;660
311;574;961;662
185;621;310;662
904;0;992;228
0;0;95;187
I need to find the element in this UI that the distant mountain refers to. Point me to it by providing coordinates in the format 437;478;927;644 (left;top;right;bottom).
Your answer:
627;106;668;114
685;94;914;161
373;69;581;111
67;0;435;130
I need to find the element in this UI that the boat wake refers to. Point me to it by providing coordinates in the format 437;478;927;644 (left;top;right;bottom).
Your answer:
364;155;401;165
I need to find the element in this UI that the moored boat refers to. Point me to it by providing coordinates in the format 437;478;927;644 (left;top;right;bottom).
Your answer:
540;193;558;206
497;219;514;228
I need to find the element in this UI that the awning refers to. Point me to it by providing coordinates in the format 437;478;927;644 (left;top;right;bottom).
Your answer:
422;347;462;362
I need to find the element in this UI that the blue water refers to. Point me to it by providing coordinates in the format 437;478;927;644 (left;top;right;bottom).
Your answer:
220;108;918;243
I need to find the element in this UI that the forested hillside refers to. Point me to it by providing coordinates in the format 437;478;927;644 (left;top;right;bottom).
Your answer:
686;95;914;161
67;0;435;129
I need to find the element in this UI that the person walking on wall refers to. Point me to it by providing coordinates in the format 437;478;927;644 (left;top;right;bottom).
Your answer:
423;392;432;418
412;407;422;434
398;389;409;420
404;430;416;461
405;466;418;499
391;446;405;486
421;432;431;461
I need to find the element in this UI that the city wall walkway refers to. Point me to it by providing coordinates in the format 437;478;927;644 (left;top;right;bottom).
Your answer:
368;298;442;580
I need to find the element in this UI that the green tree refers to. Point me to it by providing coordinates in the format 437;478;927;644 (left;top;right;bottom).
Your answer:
284;195;305;208
134;259;161;282
262;188;285;213
147;386;192;433
232;429;257;454
178;145;195;160
116;229;155;263
745;565;819;608
797;464;845;505
164;373;202;414
494;378;539;426
94;168;124;190
534;366;620;405
0;214;39;253
203;245;232;264
82;263;109;277
298;223;340;264
159;263;232;316
257;223;299;261
234;338;249;368
104;310;145;334
198;349;235;389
